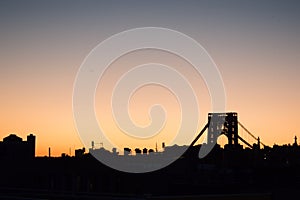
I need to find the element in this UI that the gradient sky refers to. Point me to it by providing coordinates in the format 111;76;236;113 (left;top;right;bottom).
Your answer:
0;0;300;156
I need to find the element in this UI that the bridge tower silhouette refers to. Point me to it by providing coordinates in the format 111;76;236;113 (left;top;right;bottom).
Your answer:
207;112;238;147
190;112;265;150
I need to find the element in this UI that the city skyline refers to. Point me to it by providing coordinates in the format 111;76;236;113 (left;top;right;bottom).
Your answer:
1;1;300;156
0;111;298;157
1;126;300;199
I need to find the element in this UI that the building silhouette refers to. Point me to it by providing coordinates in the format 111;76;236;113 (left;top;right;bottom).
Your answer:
1;114;300;199
0;133;35;160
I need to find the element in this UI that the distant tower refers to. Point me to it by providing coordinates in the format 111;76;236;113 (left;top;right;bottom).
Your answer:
257;137;261;149
293;136;298;147
27;134;36;158
91;141;95;150
208;112;238;147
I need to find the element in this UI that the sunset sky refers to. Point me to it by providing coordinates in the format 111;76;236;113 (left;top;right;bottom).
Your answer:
0;0;300;156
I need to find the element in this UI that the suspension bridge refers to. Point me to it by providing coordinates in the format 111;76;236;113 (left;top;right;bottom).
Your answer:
190;112;266;149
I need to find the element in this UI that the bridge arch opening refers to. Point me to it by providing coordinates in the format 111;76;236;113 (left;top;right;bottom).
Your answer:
217;133;228;148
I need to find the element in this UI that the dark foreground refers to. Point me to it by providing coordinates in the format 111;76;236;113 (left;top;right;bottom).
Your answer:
1;144;300;200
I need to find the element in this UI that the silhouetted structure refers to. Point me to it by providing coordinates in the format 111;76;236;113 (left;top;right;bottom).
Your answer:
190;112;263;151
75;147;85;157
0;133;35;160
124;147;131;156
293;136;298;147
208;112;238;147
1;113;300;200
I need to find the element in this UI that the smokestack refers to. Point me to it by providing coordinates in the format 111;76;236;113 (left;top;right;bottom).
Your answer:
48;147;51;157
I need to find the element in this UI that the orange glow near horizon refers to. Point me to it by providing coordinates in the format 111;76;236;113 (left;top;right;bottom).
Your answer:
1;46;300;156
1;2;300;156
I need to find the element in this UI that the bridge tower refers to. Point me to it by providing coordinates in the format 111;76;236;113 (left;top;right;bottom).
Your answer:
208;112;238;147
